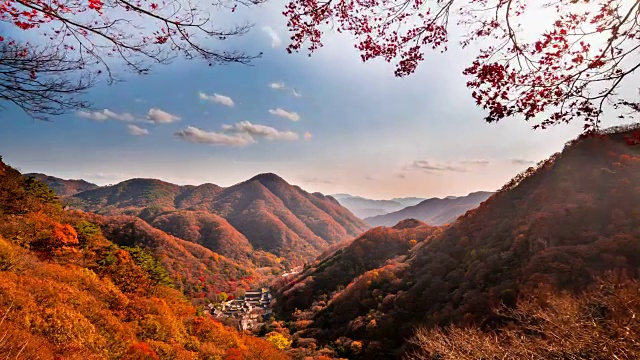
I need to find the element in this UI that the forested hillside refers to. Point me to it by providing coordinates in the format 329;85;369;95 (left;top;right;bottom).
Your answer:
62;173;369;266
274;126;640;359
24;173;98;196
0;157;286;359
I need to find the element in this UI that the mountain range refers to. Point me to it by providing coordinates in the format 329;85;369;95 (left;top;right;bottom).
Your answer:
27;172;370;268
0;157;287;359
364;191;494;226
274;125;640;359
330;194;425;218
25;172;98;196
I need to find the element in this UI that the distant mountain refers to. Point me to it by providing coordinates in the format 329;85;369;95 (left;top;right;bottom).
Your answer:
24;173;98;196
331;194;427;218
364;191;494;226
390;197;427;207
275;125;640;359
69;173;369;266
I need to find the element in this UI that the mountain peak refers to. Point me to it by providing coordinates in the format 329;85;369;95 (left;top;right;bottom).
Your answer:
392;218;427;230
248;173;288;184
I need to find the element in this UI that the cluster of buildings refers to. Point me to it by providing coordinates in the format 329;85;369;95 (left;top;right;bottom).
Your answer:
207;287;274;331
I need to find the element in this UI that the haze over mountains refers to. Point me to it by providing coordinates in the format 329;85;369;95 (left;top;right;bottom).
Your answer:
364;191;494;226
331;194;426;218
332;192;495;226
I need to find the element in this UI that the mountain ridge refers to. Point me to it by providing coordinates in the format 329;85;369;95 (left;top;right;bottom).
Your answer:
364;190;494;226
274;126;640;359
42;173;371;267
24;172;99;196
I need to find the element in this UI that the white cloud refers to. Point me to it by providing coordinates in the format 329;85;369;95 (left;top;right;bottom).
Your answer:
302;176;339;184
269;108;300;121
127;124;149;136
224;121;299;141
303;132;313;140
460;159;490;166
262;26;282;48
510;158;536;166
402;159;494;174
176;121;305;147
174;126;255;146
269;82;303;98
77;110;109;121
145;108;181;124
199;92;235;107
77;109;136;122
269;82;286;90
406;160;468;173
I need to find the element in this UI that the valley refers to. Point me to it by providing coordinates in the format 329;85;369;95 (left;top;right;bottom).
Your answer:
2;125;640;359
1;0;637;357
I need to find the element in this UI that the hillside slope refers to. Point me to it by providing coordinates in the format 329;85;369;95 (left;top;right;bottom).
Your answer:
0;157;286;359
70;173;369;265
24;173;98;196
275;219;437;314
276;126;640;359
364;191;494;226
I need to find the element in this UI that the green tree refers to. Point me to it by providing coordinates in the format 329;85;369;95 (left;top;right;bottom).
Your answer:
122;246;173;288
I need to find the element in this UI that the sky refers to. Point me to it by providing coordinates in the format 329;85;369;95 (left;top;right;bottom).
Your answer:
0;0;632;199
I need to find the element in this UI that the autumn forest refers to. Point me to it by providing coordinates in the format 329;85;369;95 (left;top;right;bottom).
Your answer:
2;0;640;358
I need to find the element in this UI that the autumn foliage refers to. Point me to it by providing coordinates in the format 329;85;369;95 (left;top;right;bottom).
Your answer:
274;125;640;359
407;276;640;360
284;0;640;130
0;157;289;359
68;173;369;267
0;0;264;119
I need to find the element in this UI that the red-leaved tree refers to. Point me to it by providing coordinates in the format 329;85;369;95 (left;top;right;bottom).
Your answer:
1;0;264;119
284;0;640;131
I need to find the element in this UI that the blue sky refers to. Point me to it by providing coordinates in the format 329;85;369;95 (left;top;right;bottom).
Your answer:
0;0;630;198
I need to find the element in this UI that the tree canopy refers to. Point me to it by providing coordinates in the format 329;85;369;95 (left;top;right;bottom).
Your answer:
284;0;640;131
0;0;264;119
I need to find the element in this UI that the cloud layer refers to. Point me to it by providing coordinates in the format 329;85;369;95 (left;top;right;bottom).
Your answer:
269;108;300;121
77;109;136;122
145;108;181;124
398;158;493;177
262;26;282;48
127;124;149;136
199;92;235;107
174;126;255;147
268;82;303;98
222;121;299;141
302;176;340;184
269;82;286;90
510;158;536;165
175;121;308;146
78;108;179;124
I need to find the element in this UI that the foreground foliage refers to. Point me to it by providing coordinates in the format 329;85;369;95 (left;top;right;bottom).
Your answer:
408;276;640;360
0;156;287;359
285;0;640;130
